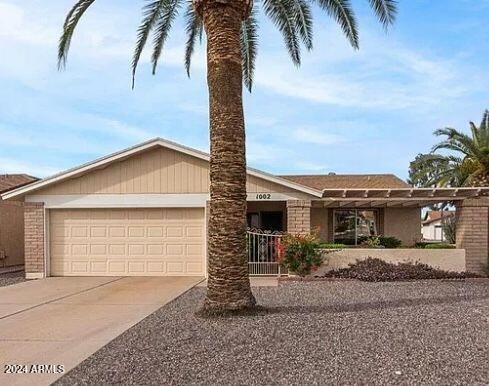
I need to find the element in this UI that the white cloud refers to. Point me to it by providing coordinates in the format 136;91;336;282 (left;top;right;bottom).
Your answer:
0;157;60;177
292;161;329;172
100;119;155;142
0;2;56;45
254;27;483;110
293;127;344;145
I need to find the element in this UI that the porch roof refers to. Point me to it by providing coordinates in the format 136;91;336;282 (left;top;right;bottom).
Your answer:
317;187;489;208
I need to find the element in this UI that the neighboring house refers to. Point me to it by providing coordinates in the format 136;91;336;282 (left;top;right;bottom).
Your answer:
0;174;38;268
422;210;455;242
2;138;489;278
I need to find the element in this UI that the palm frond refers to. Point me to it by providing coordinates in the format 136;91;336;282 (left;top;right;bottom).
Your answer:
58;0;97;69
368;0;397;29
241;9;259;92
313;0;359;49
480;110;489;131
263;0;301;66
293;0;314;50
132;0;170;88
433;127;481;159
151;0;182;75
184;1;203;77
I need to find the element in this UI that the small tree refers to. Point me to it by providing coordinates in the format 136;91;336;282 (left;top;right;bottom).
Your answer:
442;215;456;244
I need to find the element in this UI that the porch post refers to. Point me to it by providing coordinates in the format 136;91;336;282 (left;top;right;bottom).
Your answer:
455;197;489;275
286;200;311;235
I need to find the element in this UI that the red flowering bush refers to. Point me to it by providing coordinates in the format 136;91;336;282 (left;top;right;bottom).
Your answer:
279;233;323;276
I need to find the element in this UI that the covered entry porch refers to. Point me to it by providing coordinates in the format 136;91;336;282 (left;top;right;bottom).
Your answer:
247;188;489;275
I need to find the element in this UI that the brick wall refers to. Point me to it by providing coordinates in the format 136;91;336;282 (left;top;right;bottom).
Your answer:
456;198;489;275
286;200;311;235
24;202;45;278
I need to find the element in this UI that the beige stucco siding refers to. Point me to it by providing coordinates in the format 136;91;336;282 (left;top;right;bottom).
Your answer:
383;207;422;246
311;207;328;242
35;147;296;195
0;200;25;267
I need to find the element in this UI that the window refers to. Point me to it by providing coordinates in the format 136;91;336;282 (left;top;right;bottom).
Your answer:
333;209;378;245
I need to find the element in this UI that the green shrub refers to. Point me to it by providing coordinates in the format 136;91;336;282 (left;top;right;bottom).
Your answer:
319;243;346;249
424;243;456;249
279;233;322;276
360;236;402;249
378;236;402;249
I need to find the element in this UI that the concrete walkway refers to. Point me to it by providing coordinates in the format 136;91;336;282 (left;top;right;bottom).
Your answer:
0;276;203;386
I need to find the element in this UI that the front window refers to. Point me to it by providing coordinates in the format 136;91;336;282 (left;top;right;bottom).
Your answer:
333;209;378;245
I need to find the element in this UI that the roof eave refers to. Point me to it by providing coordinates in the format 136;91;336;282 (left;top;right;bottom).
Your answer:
1;138;323;200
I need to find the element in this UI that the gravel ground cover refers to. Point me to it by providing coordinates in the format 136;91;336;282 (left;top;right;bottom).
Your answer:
0;271;25;287
57;280;489;386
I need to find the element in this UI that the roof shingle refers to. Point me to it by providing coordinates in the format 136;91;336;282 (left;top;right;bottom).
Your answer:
0;174;38;194
279;174;410;190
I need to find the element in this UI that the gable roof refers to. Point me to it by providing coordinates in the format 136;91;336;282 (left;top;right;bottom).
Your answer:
280;174;410;190
0;174;38;194
422;210;455;225
1;138;323;199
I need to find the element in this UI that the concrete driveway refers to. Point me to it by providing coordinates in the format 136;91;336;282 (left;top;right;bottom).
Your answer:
0;276;203;386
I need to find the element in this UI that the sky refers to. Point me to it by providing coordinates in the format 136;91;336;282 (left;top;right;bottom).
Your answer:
0;0;488;180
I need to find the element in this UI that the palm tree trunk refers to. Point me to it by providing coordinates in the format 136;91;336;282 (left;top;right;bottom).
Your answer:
199;0;256;312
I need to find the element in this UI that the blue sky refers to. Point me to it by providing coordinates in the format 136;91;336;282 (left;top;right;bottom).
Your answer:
0;0;488;179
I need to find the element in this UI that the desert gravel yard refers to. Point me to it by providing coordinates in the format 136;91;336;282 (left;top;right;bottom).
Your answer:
57;280;489;386
0;271;25;287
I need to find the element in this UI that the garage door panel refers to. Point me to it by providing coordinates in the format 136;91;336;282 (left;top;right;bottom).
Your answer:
71;226;88;237
91;260;108;273
128;244;145;255
109;244;126;255
90;227;107;237
187;244;203;256
147;226;164;237
147;261;165;273
109;227;125;237
50;208;205;276
90;244;107;255
167;262;184;273
147;244;164;255
186;262;203;274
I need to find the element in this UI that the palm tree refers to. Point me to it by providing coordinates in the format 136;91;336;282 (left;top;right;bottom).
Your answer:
59;0;397;312
409;110;489;188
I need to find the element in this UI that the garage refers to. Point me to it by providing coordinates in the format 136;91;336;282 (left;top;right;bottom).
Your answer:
1;138;315;279
49;208;205;276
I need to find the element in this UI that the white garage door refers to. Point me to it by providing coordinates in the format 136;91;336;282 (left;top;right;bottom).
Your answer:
49;208;205;276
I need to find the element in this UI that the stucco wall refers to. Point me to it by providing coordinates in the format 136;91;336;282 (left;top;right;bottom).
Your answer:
311;207;328;241
316;248;466;274
384;207;422;246
0;200;25;267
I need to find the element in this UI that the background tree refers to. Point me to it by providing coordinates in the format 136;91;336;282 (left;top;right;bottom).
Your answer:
409;110;489;188
59;0;397;312
441;215;456;244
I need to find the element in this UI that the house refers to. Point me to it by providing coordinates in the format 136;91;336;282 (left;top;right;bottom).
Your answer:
2;138;489;278
0;174;38;268
421;210;455;242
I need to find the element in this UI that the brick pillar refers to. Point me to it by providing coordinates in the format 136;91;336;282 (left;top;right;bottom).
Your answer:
24;202;45;279
286;200;311;235
456;198;489;275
